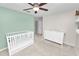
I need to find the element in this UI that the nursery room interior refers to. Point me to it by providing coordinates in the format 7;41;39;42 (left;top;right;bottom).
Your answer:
0;3;79;56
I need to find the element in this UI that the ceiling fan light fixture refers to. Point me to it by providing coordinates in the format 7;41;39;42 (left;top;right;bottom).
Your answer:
23;3;48;14
33;7;39;11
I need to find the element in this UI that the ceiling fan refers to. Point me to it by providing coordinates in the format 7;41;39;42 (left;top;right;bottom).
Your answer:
23;3;48;14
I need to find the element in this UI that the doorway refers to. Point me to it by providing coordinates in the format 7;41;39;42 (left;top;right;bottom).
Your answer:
35;16;43;35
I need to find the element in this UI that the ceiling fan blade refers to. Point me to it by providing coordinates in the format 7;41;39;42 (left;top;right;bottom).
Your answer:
39;8;48;11
39;3;47;6
28;3;34;6
26;11;30;12
23;8;32;11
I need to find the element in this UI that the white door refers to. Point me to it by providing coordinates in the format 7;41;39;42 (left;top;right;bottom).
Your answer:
37;18;43;35
35;17;43;35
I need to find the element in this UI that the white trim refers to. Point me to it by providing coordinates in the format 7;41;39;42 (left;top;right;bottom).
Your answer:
0;47;7;52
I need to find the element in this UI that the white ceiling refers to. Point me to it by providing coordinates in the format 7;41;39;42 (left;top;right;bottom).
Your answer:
0;3;79;16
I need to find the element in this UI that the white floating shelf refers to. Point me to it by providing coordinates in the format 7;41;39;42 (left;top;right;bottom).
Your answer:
76;19;79;22
76;29;79;33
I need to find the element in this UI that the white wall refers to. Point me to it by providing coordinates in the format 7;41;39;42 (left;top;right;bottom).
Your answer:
43;11;76;46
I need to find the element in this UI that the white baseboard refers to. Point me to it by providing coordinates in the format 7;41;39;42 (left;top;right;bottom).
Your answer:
0;47;7;52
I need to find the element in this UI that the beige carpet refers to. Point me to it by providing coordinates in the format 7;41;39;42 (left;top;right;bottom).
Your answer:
0;35;78;56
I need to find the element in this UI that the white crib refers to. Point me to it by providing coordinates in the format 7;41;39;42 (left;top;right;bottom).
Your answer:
6;31;34;56
43;30;64;44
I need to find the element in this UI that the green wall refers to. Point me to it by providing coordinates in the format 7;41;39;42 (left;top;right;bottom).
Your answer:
0;7;34;49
